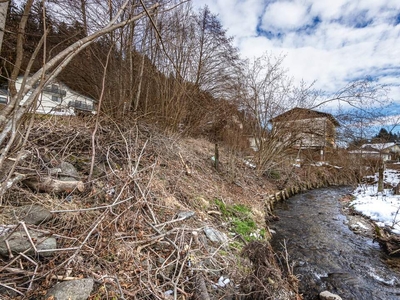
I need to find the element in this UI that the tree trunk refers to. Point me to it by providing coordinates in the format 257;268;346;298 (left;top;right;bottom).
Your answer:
0;0;8;54
125;20;135;116
9;0;34;97
214;143;219;170
80;0;88;36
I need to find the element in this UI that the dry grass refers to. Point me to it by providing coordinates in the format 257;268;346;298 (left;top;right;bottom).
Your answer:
0;116;296;299
240;241;300;300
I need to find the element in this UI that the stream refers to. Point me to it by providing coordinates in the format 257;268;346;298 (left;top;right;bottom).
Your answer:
270;187;400;300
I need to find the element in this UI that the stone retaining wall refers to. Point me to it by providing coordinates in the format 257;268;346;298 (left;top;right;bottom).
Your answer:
264;176;352;215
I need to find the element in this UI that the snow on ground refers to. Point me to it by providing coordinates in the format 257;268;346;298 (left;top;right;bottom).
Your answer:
351;169;400;235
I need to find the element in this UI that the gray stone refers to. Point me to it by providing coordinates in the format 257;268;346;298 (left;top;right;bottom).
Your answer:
319;290;343;300
49;168;62;176
59;161;80;181
177;211;195;219
203;226;228;244
0;230;57;257
45;278;94;300
13;205;52;225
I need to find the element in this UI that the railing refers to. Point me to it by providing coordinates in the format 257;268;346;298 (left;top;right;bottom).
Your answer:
68;100;93;111
43;86;67;96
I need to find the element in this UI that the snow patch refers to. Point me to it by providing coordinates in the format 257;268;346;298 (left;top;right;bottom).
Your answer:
351;168;400;235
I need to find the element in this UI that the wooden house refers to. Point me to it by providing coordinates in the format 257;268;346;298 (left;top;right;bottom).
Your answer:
270;107;340;160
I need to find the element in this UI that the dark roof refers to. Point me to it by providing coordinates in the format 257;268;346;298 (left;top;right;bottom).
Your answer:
270;107;340;127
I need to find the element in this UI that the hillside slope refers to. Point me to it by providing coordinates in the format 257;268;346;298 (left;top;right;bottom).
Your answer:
0;116;356;299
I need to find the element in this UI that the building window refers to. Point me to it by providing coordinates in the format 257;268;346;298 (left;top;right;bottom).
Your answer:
0;96;7;104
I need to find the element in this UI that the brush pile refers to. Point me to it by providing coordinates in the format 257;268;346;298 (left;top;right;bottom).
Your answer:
0;116;300;299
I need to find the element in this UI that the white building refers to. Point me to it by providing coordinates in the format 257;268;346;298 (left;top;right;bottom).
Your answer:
7;77;96;115
349;142;400;162
360;142;400;153
0;89;8;104
348;149;392;162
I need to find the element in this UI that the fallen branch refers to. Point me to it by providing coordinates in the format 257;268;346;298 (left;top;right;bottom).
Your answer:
3;267;37;276
178;153;192;176
193;273;210;300
0;282;24;296
19;221;38;254
0;149;31;199
50;275;85;281
155;215;191;228
23;177;84;193
173;234;192;300
19;252;38;291
375;226;400;256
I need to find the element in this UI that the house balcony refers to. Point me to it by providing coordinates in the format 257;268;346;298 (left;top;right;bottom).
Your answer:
43;85;67;97
68;100;93;112
32;82;67;97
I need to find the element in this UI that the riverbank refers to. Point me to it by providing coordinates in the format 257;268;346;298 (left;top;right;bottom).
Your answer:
339;165;400;259
270;187;400;300
340;193;400;277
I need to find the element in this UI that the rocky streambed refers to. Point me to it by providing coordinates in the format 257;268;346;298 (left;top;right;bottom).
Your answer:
270;187;400;300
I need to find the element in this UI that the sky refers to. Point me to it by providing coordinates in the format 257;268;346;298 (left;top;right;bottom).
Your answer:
192;0;400;110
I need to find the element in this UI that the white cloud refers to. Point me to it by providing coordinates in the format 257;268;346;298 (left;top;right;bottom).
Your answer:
192;0;265;38
193;0;400;106
260;1;311;31
310;0;354;20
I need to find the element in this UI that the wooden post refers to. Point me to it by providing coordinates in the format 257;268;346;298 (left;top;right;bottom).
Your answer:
214;143;219;170
394;183;400;195
378;165;384;193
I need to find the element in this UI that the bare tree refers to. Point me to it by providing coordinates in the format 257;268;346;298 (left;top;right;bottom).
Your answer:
238;51;390;176
9;0;34;97
0;0;161;182
237;52;296;174
141;3;242;131
192;6;240;98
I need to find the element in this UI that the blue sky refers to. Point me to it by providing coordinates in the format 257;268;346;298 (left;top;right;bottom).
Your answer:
192;0;400;111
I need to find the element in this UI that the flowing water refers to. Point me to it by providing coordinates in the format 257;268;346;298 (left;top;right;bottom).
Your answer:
270;187;400;300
